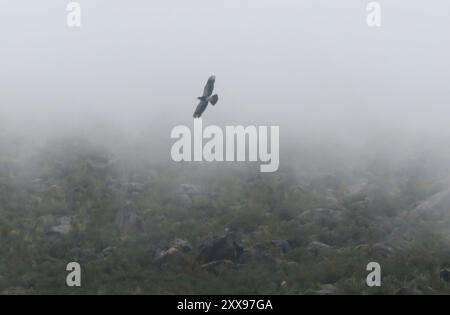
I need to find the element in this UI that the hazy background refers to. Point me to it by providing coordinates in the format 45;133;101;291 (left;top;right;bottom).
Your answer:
1;0;449;165
2;1;450;295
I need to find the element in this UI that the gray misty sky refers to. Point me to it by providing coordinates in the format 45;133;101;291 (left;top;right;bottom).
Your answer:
0;0;449;148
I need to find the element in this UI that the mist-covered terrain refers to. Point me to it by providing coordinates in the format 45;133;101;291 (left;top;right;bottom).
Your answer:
1;1;450;294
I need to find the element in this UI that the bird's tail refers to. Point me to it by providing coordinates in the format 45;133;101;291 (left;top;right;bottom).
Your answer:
209;94;219;106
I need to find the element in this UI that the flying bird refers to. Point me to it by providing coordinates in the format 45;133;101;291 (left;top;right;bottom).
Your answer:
193;75;219;118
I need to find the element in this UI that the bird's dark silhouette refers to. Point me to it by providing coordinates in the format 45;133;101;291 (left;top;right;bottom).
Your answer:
193;75;219;118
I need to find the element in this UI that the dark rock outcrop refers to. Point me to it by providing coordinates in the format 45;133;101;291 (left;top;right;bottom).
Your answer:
240;243;280;265
440;268;450;283
197;234;243;264
270;239;291;253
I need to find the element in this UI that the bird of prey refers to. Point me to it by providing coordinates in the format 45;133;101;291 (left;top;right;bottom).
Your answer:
193;75;219;118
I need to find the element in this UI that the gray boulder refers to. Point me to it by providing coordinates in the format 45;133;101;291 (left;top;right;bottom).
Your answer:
154;247;182;263
240;243;280;265
270;239;291;253
154;238;193;264
171;238;193;253
49;216;72;235
307;241;332;255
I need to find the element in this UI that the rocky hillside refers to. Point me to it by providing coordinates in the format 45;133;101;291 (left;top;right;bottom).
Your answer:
0;139;450;294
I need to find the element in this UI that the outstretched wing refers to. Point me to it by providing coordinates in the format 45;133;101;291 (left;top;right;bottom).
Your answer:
193;99;208;118
202;75;215;97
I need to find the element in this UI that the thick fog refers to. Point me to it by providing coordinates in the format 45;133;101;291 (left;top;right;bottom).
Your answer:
1;0;450;165
3;1;450;295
